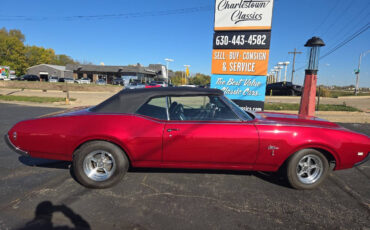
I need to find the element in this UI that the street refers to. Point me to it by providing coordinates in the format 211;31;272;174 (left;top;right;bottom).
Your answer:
0;103;369;230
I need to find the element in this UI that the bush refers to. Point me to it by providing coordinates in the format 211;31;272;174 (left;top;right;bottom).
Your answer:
317;87;331;97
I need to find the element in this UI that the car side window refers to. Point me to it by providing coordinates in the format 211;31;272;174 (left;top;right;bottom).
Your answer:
136;97;168;120
169;96;239;121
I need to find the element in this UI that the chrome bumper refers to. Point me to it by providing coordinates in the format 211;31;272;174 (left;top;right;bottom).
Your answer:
354;152;370;167
4;134;29;156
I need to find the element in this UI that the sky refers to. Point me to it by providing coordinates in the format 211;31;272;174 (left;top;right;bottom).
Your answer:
1;0;369;87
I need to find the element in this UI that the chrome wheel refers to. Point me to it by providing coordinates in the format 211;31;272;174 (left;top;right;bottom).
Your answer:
296;154;323;184
83;150;116;182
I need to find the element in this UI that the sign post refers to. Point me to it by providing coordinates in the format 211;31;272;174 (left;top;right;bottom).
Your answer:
211;0;274;112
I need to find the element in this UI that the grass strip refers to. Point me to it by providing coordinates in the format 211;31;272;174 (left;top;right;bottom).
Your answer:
265;103;360;112
0;94;76;103
318;89;370;98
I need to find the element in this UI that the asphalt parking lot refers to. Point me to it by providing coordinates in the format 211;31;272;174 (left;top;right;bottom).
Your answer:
0;103;369;230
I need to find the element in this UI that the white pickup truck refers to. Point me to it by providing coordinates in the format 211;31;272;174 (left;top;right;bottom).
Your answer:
75;78;91;84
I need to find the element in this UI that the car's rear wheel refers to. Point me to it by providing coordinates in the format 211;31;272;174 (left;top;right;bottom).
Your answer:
73;141;129;188
286;149;329;190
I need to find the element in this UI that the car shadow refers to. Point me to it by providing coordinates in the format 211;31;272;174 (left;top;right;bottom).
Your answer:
130;167;291;188
18;156;71;169
17;201;90;230
18;156;291;189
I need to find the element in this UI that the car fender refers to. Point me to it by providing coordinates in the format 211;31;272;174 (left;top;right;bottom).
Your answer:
254;125;344;171
70;135;133;163
282;143;340;169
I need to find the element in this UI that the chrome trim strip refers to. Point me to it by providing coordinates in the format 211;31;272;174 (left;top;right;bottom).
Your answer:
4;134;29;156
254;122;349;131
133;114;253;125
165;96;170;121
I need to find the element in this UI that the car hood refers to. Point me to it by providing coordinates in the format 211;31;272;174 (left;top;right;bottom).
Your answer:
254;111;342;129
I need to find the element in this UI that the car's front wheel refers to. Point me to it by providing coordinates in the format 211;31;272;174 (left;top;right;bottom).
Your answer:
73;141;129;188
286;149;329;190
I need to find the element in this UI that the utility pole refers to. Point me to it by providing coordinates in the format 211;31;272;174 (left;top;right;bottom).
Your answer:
355;54;362;95
355;50;370;95
164;58;174;84
288;48;302;83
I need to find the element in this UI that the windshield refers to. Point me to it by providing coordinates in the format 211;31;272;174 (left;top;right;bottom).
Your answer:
221;96;254;121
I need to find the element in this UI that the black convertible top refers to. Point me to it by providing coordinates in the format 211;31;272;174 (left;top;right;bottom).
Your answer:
90;87;224;114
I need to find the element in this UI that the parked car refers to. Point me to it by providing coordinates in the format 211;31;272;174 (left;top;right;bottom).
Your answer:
202;83;211;88
150;81;167;87
145;82;161;88
18;75;40;81
127;82;146;89
95;79;106;85
5;87;369;189
112;78;124;86
266;81;303;96
75;78;91;84
48;76;59;83
9;75;17;80
58;78;75;83
179;84;197;88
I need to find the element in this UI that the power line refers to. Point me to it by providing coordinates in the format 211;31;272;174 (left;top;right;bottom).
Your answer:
326;2;369;39
320;23;369;59
325;5;370;50
295;22;369;72
310;0;343;35
320;0;353;37
0;5;213;21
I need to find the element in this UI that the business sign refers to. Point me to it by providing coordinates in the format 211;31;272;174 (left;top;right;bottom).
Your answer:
211;75;266;100
211;0;274;111
212;49;269;75
211;75;266;111
214;0;274;31
0;66;10;80
213;31;271;49
232;99;265;111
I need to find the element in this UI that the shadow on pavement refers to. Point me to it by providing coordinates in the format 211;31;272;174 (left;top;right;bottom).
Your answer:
18;156;291;189
130;167;291;188
18;156;71;169
17;201;90;230
6;89;24;95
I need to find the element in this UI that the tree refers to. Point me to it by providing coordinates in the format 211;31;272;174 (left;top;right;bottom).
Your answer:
170;71;185;86
189;73;210;86
0;27;80;75
25;46;56;67
8;29;25;42
54;54;78;66
0;28;27;75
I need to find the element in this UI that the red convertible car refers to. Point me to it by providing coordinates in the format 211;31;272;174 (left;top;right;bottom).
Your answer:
5;88;370;189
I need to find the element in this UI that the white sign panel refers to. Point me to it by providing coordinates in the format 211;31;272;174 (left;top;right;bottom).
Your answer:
214;0;274;31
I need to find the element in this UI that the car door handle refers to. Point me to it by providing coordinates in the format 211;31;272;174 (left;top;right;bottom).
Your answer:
167;128;179;132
